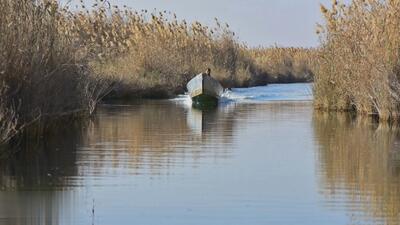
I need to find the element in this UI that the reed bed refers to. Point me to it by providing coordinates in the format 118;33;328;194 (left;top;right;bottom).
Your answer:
82;2;315;97
314;0;400;120
249;47;315;83
0;0;116;143
89;8;256;98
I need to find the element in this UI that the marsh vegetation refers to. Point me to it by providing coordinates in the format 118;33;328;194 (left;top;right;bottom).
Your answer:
314;0;400;121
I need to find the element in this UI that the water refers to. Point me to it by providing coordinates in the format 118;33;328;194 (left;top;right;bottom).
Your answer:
0;83;399;225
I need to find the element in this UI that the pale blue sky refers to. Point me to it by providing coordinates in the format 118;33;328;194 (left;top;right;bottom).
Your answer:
62;0;332;47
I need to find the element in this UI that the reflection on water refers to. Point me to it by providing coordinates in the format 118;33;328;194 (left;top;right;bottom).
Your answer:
0;90;318;225
314;112;400;225
81;101;236;177
0;125;84;189
0;125;83;225
4;83;400;225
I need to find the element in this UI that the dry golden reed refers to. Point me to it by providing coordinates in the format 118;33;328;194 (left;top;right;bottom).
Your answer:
87;4;256;97
0;0;113;143
82;1;314;97
315;0;400;121
249;47;315;83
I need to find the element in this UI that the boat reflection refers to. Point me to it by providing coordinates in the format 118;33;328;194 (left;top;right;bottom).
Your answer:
186;105;236;139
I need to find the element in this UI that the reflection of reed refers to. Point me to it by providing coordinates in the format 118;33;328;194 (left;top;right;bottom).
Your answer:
0;123;84;189
89;102;192;149
0;123;85;225
0;101;238;189
0;99;314;225
81;101;236;175
0;191;76;225
314;112;400;225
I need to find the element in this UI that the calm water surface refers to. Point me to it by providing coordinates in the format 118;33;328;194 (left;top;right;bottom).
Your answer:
1;83;400;225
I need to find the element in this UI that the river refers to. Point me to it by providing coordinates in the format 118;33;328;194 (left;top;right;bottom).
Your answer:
0;83;399;225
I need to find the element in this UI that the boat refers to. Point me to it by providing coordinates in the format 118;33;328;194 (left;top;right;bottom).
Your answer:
186;73;224;106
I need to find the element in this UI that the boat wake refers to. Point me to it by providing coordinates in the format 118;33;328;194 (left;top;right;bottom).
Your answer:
172;83;313;107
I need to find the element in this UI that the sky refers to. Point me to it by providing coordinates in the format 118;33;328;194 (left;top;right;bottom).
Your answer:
63;0;333;47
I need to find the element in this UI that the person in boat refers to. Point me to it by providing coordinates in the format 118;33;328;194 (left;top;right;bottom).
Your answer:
202;68;232;91
203;68;212;77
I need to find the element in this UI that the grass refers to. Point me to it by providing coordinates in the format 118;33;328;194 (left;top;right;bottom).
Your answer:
314;0;400;121
0;0;315;144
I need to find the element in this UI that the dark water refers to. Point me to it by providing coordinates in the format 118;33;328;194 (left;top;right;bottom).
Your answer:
1;83;400;225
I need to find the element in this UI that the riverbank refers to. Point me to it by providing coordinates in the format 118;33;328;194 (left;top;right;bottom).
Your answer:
0;0;315;144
